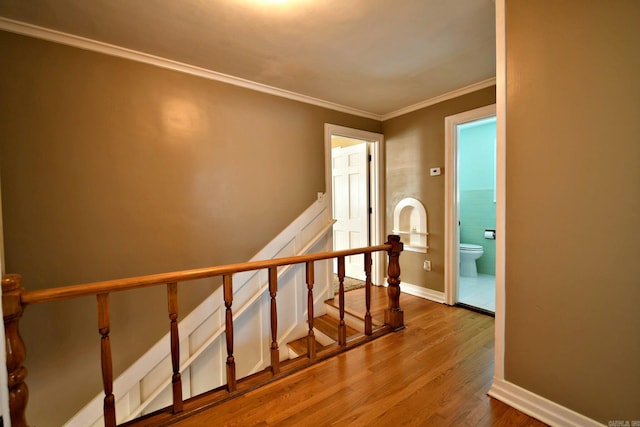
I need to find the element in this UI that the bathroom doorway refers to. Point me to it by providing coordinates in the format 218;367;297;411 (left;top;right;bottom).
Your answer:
444;105;496;314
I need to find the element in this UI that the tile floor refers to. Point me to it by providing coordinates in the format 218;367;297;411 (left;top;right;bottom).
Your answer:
458;273;495;313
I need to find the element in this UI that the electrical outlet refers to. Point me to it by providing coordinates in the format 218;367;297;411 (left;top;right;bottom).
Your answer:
423;260;431;271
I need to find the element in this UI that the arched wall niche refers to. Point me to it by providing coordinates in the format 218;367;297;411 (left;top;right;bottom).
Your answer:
392;197;428;253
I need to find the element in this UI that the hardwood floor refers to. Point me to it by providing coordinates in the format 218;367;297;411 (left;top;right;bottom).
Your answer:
171;286;546;426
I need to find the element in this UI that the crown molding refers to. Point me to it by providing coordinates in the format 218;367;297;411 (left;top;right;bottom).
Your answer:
1;17;496;123
0;17;382;120
381;77;497;121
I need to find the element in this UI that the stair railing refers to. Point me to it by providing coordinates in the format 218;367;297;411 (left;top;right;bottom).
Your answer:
2;235;403;427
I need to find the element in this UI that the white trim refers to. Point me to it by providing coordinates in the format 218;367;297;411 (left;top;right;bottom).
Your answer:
443;104;496;307
324;124;386;287
488;379;603;427
381;78;497;121
397;282;446;305
494;0;507;383
0;17;496;122
0;17;379;121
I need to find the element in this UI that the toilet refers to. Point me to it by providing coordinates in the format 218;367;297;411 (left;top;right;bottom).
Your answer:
459;243;484;277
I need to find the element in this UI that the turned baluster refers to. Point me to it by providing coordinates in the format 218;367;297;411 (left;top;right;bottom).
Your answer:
305;261;316;360
2;274;28;427
364;252;373;336
268;268;280;374
223;274;236;391
384;234;405;330
167;282;183;413
96;293;116;427
337;256;347;346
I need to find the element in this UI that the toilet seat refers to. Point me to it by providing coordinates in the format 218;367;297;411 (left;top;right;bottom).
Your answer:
460;243;483;251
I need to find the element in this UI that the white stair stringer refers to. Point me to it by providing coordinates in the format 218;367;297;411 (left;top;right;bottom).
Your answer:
65;195;335;427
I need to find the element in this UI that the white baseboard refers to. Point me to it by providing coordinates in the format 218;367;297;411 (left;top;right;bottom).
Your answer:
399;282;446;304
488;378;603;427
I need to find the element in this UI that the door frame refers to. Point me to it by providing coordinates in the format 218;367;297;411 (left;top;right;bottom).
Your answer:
324;124;385;287
444;104;496;306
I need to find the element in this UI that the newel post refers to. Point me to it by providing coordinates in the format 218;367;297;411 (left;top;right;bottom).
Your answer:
384;235;405;331
2;274;28;427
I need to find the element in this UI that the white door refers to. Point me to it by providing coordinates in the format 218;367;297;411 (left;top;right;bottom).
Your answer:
332;143;369;280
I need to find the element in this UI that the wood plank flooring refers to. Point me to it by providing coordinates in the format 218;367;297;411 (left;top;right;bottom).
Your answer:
170;286;547;426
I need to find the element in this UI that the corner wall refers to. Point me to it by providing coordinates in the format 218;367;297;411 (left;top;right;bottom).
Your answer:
504;0;640;422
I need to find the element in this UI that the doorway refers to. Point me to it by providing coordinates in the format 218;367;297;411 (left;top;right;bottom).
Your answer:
324;124;385;286
444;105;496;314
331;139;369;280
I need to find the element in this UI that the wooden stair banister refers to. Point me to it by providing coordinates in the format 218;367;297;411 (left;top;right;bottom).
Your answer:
2;236;403;426
223;274;236;392
385;234;405;330
167;282;183;414
364;251;373;336
2;274;28;427
305;261;316;360
336;256;347;346
268;267;280;375
97;293;117;426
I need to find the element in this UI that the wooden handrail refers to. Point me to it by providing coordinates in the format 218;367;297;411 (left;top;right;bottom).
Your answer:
3;236;403;427
19;244;393;306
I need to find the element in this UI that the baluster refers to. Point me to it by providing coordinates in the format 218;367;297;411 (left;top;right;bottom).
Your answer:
384;235;405;330
167;282;183;413
305;261;316;360
223;274;236;391
269;268;280;374
2;274;28;427
364;252;373;335
337;256;347;346
96;293;116;427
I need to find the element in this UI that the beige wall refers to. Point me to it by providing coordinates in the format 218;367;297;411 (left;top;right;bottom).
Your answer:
383;87;496;292
505;0;640;422
0;31;381;425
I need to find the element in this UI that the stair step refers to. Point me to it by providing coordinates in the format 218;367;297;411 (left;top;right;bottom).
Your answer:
323;303;382;332
313;314;359;341
287;315;364;359
286;292;382;359
286;335;326;358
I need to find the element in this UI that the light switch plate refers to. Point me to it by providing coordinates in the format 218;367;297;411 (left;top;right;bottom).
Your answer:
430;167;441;176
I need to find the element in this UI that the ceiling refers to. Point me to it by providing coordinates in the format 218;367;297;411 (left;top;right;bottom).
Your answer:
0;0;496;118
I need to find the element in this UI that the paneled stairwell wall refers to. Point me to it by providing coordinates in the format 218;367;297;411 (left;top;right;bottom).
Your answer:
0;30;380;426
66;197;335;426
